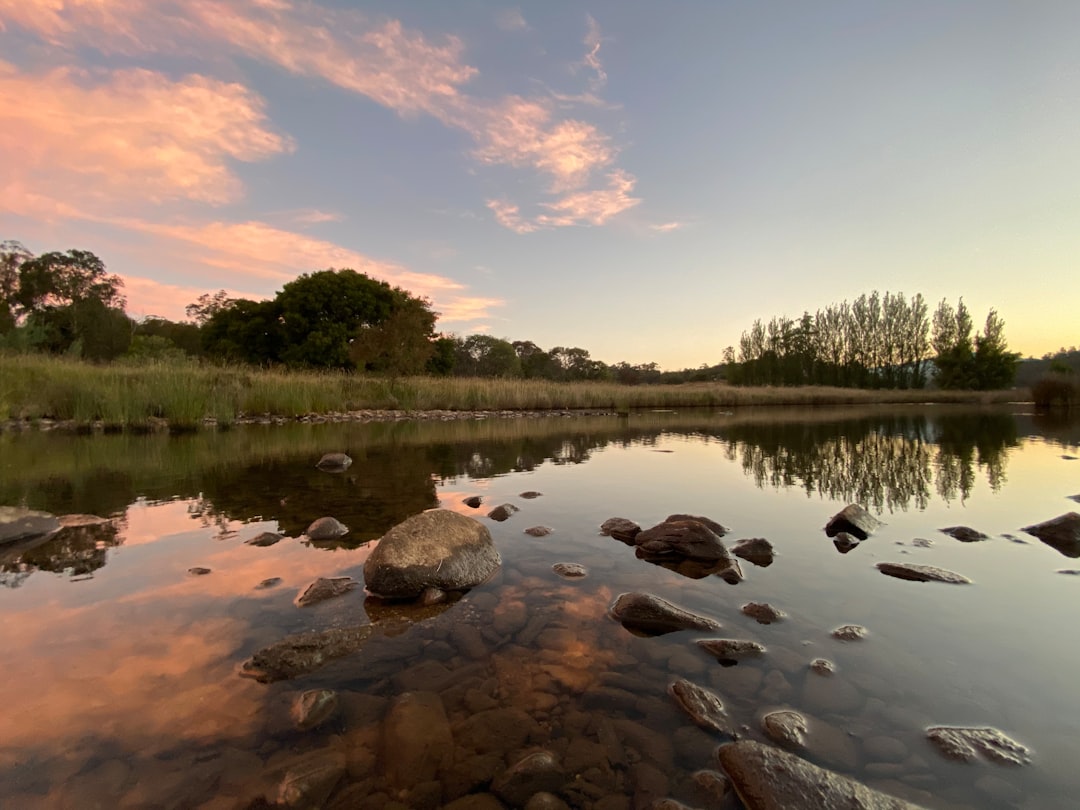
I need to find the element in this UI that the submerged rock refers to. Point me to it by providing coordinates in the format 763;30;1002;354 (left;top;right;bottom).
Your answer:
636;519;735;560
188;567;211;576
600;517;641;542
0;506;59;545
831;625;868;641
58;514;110;528
305;516;349;541
487;503;519;522
609;592;722;636
491;750;566;806
741;602;785;624
363;509;500;599
276;747;346;810
519;491;544;499
668;678;733;736
552;562;588;579
240;625;377;682
824;504;881;541
926;726;1032;766
665;513;729;536
463;495;483;509
255;577;282;590
832;533;861;554
246;531;284;547
524;526;552;537
1021;512;1080;558
876;562;972;584
696;638;766;665
291;689;339;730
731;537;774;567
940;525;990;542
717;740;926;809
762;710;808;749
809;658;836;676
295;576;357;607
383;691;454;789
315;452;352;472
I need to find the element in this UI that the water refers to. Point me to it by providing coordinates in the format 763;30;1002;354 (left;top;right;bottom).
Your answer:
1;406;1078;809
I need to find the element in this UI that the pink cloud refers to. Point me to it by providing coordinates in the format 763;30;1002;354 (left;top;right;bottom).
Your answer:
0;61;292;210
486;199;540;234
650;221;685;233
292;209;344;224
120;275;256;321
487;170;641;232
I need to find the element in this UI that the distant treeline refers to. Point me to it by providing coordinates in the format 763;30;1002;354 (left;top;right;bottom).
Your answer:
0;241;1025;391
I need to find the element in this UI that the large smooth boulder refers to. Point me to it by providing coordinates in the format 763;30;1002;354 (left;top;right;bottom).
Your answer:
315;452;352;472
824;504;881;540
364;510;500;599
635;519;734;560
306;516;349;541
1021;512;1080;558
717;740;926;809
0;507;60;545
609;592;721;636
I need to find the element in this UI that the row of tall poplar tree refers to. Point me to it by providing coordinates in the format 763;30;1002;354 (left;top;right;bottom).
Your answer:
724;291;1019;390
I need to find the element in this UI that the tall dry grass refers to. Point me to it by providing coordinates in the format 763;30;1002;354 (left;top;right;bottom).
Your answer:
0;353;1024;429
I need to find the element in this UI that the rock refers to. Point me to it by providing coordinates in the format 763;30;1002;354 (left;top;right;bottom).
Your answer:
445;796;504;810
1021;512;1080;558
831;625;868;641
802;671;863;714
876;562;972;584
636;519;733;560
824;504;881;541
315;452;352;471
240;625;377;682
864;736;907;764
491;750;566;806
58;514;109;527
600;517;641;542
525;793;570;810
463;496;483;508
741;602;785;624
363;510;500;599
383;691;454;791
520;491;543;499
609;592;722;636
291;689;338;730
1059;569;1080;575
832;533;861;554
668;678;733;736
717;740;926;809
0;506;59;545
696;638;765;665
306;516;349;541
691;770;731;803
731;537;774;567
553;562;588;579
188;567;211;576
246;531;284;547
276;747;346;810
453;707;539;757
488;503;519;522
911;537;934;548
809;658;836;676
762;710;808;749
925;726;1032;766
524;526;553;537
940;526;989;542
295;576;357;607
255;577;282;590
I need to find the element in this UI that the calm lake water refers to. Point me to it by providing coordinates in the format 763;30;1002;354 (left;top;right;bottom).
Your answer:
1;405;1078;809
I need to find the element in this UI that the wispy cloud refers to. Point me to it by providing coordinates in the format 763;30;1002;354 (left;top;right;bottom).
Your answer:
292;209;343;224
0;60;292;211
581;14;607;92
487;169;640;232
486;199;540;234
650;221;685;233
494;8;528;33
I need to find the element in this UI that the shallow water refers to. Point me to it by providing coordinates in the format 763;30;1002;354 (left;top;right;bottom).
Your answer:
1;405;1078;809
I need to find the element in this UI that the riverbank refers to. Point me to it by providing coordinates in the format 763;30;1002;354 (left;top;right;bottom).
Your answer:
0;354;1023;431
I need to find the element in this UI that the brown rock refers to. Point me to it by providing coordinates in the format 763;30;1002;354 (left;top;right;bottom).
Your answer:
610;592;722;636
240;625;376;682
246;531;284;547
520;491;544;499
524;526;553;537
696;638;765;665
831;625;868;641
315;452;352;471
601;517;641;542
761;710;808;749
305;516;349;541
741;602;785;624
291;689;338;730
925;726;1032;766
463;495;483;509
824;504;881;541
636;519;733;560
939;526;989;542
488;503;519;522
491;750;566;806
668;678;733;736
731;537;774;566
276;747;346;810
552;562;588;578
1021;512;1080;558
383;692;454;790
876;562;972;584
295;576;357;607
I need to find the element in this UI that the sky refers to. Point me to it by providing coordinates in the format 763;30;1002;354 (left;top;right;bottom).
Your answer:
1;1;1077;369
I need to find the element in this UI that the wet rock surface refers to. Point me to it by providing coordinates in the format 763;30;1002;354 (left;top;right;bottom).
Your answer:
306;516;349;541
600;517;641;541
291;689;338;730
809;658;836;676
609;592;722;636
552;562;588;578
741;602;785;624
876;562;972;584
187;567;211;576
491;750;566;806
462;495;483;508
832;624;868;641
926;726;1032;765
0;506;60;545
255;577;282;590
240;625;377;682
524;525;553;537
668;677;733;736
488;503;520;521
363;510;500;599
762;709;808;749
295;576;357;607
696;638;766;665
635;519;732;559
519;491;543;499
832;532;861;554
731;537;774;566
939;525;989;542
717;740;926;809
315;452;352;471
664;513;729;536
824;504;882;540
246;531;284;547
1021;512;1080;557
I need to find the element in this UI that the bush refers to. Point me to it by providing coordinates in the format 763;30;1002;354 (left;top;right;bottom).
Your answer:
1031;373;1079;409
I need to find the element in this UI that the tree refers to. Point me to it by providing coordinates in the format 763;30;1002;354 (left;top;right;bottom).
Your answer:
453;335;522;377
512;340;557;379
0;240;33;333
349;291;438;376
201;298;284;365
185;290;235;325
932;298;975;389
972;309;1020;389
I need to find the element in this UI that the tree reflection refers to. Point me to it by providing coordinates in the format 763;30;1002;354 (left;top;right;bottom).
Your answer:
0;521;122;587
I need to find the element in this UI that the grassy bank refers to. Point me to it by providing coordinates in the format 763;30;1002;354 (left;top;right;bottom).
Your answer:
0;354;1024;429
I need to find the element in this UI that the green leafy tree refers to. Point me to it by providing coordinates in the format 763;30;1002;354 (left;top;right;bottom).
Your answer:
0;240;33;334
349;291;438;376
185;290;235;326
453;335;522;377
972;309;1020;389
201;298;284;365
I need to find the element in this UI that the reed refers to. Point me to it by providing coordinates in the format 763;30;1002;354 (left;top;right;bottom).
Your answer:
0;353;1023;429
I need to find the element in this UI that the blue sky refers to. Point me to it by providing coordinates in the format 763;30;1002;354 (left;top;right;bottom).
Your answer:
1;1;1077;368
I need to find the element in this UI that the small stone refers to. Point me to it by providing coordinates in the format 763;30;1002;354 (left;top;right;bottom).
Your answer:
824;504;881;540
463;495;483;508
731;537;774;566
246;531;284;547
609;592;722;636
291;689;339;730
188;567;211;576
524;526;553;537
553;563;588;579
1058;569;1080;575
832;532;861;554
295;576;357;607
255;577;282;590
691;770;730;804
911;537;934;548
491;750;565;807
926;726;1032;766
600;517;641;541
306;516;349;541
668;678;732;736
741;602;786;624
488;503;519;522
877;562;972;584
696;638;765;665
940;526;989;542
809;658;836;675
315;452;352;471
519;491;543;499
831;625;868;641
762;710;808;749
